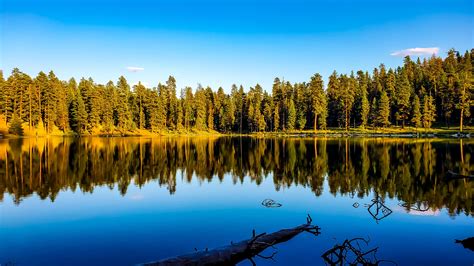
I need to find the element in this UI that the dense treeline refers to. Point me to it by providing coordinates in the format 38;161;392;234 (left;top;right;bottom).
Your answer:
0;137;472;215
0;49;472;135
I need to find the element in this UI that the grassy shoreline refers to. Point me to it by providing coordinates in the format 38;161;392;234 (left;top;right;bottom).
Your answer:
1;126;473;139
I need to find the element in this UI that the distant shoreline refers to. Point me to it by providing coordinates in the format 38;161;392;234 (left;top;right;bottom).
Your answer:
1;127;472;139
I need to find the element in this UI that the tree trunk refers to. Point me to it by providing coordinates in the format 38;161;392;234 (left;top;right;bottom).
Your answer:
139;217;320;266
314;114;318;132
29;85;32;131
460;109;463;132
345;108;349;131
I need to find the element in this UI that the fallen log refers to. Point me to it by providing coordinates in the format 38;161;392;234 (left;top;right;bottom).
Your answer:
446;170;474;180
455;237;474;252
139;215;321;266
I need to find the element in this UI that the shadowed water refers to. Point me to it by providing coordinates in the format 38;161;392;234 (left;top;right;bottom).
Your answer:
0;137;473;265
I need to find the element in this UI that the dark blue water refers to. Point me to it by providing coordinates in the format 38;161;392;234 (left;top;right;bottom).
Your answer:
0;137;473;265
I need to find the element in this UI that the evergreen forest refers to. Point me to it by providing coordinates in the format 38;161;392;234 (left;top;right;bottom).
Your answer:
1;49;472;135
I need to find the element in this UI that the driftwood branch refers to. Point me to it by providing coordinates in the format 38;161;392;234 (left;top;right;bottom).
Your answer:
139;215;320;266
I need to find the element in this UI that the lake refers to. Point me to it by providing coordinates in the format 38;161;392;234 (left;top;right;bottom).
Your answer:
0;137;473;265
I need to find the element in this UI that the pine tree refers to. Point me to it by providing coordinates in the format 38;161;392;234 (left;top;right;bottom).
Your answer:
226;96;236;131
8;114;24;135
7;69;32;126
386;69;396;106
194;85;207;130
273;102;280;131
361;89;370;128
215;87;226;131
263;95;273;131
102;81;115;133
176;99;184;131
56;81;69;131
257;112;266;132
157;83;168;130
45;71;60;132
166;76;178;129
456;51;472;132
369;98;378;128
441;49;457;127
183;87;194;130
422;95;436;128
247;84;264;132
309;73;327;131
327;71;341;127
78;78;100;132
356;71;370;128
115;76;133;131
411;95;422;128
71;87;87;133
377;91;390;127
272;78;282;130
134;82;146;130
205;87;214;130
230;85;244;132
0;70;5;128
340;73;356;131
221;95;235;132
297;108;306;130
33;72;49;130
396;70;412;127
287;98;296;130
147;88;161;132
294;83;307;130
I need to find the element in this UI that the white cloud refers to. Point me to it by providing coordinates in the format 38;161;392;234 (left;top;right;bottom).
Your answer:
130;194;144;201
390;47;439;57
126;66;145;72
394;206;439;216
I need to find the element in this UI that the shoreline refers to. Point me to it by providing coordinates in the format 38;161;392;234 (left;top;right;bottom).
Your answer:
1;127;472;139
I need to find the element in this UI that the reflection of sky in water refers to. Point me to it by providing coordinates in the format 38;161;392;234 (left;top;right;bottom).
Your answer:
1;173;473;266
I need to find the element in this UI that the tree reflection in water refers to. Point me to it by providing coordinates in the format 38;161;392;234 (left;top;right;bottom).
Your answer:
0;137;472;216
321;237;397;266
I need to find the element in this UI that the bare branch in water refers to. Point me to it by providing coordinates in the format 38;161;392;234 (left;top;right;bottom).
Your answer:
139;215;321;266
322;237;397;266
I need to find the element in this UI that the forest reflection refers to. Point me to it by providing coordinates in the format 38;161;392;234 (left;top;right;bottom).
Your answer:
0;137;472;216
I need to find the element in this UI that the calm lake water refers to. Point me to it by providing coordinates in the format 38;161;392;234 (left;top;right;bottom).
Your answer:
0;137;473;265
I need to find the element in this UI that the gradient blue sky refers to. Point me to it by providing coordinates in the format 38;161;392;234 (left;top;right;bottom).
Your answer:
1;0;473;91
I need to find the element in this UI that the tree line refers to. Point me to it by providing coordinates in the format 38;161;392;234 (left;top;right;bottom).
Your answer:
1;137;471;215
0;48;472;135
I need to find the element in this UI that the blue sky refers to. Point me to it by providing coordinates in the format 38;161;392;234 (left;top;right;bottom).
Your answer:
1;0;473;91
